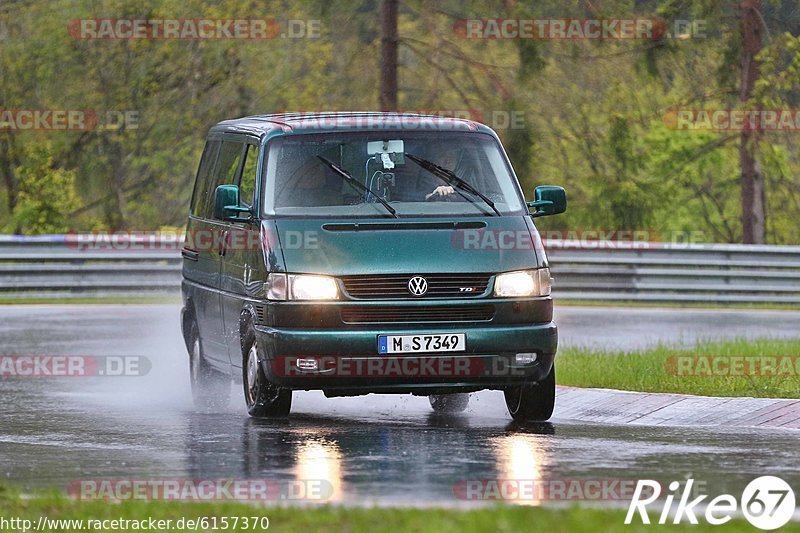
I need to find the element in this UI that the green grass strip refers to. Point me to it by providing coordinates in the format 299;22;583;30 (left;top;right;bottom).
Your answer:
559;338;800;398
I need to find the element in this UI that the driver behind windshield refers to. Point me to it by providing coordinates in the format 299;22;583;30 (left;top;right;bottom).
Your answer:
424;145;460;201
391;144;468;202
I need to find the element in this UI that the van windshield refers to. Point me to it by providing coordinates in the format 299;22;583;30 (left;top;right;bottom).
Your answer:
263;132;526;218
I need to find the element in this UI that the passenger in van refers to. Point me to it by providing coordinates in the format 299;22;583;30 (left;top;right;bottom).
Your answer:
279;157;344;207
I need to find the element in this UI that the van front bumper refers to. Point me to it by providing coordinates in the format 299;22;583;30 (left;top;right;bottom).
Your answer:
254;321;557;393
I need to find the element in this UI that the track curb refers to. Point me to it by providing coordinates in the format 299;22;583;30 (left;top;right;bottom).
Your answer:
555;386;800;429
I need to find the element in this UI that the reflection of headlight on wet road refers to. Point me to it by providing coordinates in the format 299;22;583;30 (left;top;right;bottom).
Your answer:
504;436;542;480
491;434;549;506
295;440;342;502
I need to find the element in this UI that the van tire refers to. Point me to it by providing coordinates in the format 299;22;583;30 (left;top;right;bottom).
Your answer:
429;393;470;413
504;365;555;422
242;323;292;418
188;321;231;410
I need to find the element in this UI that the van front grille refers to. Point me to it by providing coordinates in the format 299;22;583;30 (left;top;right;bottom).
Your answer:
340;273;492;299
341;305;494;324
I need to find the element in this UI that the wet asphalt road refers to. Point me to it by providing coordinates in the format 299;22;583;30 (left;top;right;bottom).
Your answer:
1;304;799;506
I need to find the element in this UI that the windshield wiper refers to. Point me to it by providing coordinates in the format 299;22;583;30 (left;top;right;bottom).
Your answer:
406;153;501;216
316;156;398;218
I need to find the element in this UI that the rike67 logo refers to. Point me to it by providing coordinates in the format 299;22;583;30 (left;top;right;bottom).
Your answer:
626;476;795;530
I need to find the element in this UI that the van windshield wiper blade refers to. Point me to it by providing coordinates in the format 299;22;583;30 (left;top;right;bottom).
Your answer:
316;156;398;218
406;153;501;216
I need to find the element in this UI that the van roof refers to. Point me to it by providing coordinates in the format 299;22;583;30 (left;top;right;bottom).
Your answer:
209;111;494;139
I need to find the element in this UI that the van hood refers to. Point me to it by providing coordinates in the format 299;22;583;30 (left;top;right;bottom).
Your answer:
270;216;544;276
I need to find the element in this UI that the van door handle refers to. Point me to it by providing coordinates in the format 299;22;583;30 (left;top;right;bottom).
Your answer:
219;230;231;257
181;248;199;261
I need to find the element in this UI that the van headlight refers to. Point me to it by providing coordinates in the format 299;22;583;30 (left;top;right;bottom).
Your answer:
493;269;551;297
266;273;339;300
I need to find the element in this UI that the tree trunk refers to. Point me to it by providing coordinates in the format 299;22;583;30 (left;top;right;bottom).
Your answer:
739;0;765;244
379;0;398;111
0;137;18;214
0;136;20;233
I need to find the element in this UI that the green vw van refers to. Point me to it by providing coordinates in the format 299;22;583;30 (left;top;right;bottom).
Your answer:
181;112;566;421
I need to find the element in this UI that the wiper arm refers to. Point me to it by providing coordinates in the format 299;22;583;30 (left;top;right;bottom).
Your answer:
406;154;501;216
316;156;398;218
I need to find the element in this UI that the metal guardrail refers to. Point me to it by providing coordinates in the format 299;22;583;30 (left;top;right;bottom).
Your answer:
1;235;800;303
546;241;800;303
0;235;182;299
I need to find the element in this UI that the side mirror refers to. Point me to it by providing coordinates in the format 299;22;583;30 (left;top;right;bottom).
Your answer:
213;185;251;221
527;185;567;218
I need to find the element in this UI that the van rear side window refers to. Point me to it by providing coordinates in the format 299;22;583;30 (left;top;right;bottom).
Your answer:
204;140;244;219
239;144;258;208
189;140;220;217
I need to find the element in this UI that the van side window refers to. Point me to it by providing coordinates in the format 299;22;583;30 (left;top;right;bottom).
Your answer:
205;140;244;219
189;140;220;217
239;145;258;208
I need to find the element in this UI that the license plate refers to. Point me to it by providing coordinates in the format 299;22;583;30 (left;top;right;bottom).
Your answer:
378;334;466;354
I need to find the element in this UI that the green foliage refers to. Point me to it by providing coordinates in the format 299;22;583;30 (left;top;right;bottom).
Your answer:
0;0;799;243
7;144;79;235
754;32;800;108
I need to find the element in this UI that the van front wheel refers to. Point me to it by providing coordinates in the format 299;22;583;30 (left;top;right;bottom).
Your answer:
242;324;292;418
504;366;555;422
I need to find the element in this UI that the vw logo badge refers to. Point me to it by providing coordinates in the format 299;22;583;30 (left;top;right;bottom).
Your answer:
408;276;428;296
